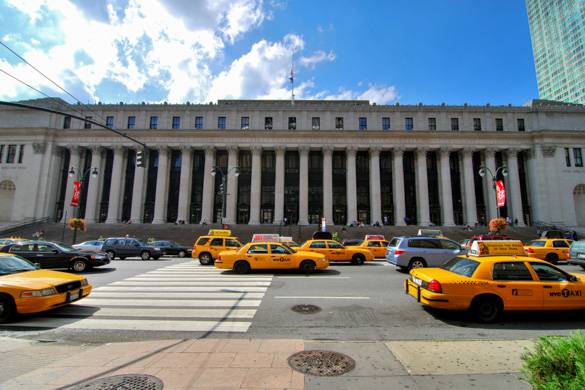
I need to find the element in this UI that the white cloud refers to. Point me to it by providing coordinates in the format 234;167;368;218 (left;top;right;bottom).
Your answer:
219;0;265;43
299;50;335;69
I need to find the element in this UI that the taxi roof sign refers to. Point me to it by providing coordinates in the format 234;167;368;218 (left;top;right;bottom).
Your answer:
251;233;280;242
365;234;385;241
417;229;443;237
469;240;525;257
208;229;232;237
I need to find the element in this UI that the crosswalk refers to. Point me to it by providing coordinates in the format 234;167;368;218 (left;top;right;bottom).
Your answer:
2;262;273;333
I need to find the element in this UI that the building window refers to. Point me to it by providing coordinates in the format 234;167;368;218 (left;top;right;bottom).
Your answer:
18;144;24;163
575;148;583;167
240;116;249;130
63;116;71;129
405;117;413;131
127;116;136;129
495;118;504;131
84;116;92;129
264;117;273;130
335;117;344;130
382;117;391;131
218;116;226;129
358;117;367;131
473;118;482;131
517;118;525;132
288;116;296;130
428;117;436;131
450;118;459;131
195;116;203;129
312;117;320;130
172;116;181;129
6;145;16;164
149;116;158;129
105;116;114;128
565;148;571;167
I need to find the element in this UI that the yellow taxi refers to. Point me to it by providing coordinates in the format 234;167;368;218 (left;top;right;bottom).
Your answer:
524;239;572;264
192;230;242;265
215;242;328;274
356;235;389;258
0;253;92;323
300;239;375;265
404;240;585;323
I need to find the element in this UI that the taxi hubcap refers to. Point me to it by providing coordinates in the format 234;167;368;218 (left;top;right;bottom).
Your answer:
412;261;424;268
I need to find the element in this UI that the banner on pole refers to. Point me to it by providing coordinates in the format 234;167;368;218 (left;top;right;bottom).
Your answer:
71;181;81;207
496;180;506;207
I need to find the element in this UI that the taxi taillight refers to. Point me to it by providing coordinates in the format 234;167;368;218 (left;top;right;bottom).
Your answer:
526;248;534;253
427;279;442;293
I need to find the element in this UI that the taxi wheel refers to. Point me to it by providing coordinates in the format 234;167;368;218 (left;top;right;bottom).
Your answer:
300;260;316;275
0;296;15;323
234;261;251;274
199;253;213;265
351;254;365;265
71;259;87;273
408;258;427;271
178;250;186;258
471;296;503;323
105;250;115;260
545;253;559;264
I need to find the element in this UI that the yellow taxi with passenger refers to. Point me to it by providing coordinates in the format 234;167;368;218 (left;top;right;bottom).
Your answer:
214;242;328;274
524;239;572;264
0;253;92;323
192;230;242;265
355;235;388;258
300;239;374;265
404;240;585;322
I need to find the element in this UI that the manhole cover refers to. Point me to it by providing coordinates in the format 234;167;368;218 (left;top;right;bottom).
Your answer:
288;350;355;376
71;374;164;390
291;304;321;314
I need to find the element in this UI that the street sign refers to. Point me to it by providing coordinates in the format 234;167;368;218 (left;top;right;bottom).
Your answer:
496;180;506;207
71;181;81;207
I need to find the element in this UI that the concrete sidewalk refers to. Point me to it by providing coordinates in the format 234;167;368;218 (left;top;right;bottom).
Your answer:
0;337;532;389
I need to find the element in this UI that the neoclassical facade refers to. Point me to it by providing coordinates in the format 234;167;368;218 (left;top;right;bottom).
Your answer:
0;98;584;227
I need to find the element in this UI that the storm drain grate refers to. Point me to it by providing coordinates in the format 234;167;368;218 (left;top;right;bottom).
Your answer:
291;304;321;314
70;374;164;390
288;350;355;376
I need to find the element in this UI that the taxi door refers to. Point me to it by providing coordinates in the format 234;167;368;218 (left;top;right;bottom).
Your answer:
530;262;585;310
269;244;292;269
366;241;384;258
490;262;542;310
208;238;224;258
246;244;271;269
326;241;347;261
307;241;328;258
552;240;570;261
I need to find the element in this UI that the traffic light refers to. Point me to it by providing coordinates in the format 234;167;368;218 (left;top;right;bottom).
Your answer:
219;182;224;194
136;150;145;167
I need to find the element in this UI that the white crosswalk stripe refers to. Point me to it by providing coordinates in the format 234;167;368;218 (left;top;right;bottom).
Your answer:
1;262;273;333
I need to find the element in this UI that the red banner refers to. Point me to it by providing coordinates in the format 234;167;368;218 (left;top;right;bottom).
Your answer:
496;180;506;207
71;181;81;207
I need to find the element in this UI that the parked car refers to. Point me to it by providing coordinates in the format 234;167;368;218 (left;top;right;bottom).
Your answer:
569;240;585;269
72;240;104;252
386;236;464;271
152;240;191;257
524;239;572;264
0;241;110;272
101;237;163;260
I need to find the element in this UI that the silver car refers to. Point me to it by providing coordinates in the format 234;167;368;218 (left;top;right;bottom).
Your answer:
72;240;104;252
385;236;463;271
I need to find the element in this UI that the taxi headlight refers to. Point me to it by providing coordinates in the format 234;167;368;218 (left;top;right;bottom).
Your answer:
80;279;89;287
21;288;57;298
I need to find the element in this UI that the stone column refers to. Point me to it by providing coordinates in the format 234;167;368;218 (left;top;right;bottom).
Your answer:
416;148;431;226
200;147;215;224
526;146;547;223
105;147;125;224
62;146;81;222
322;147;333;224
346;147;357;225
130;148;146;223
225;146;239;224
248;146;262;224
177;147;193;223
439;149;455;226
84;147;102;224
298;147;309;225
273;147;285;224
542;145;563;224
393;148;406;226
484;149;498;219
152;147;169;224
462;149;478;226
369;147;382;225
505;149;525;226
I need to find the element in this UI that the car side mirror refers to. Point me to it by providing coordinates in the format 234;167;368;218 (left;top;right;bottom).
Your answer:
570;275;578;282
34;263;41;269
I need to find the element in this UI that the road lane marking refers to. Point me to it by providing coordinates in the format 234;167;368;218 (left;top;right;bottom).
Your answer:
51;307;257;319
96;286;268;292
127;277;273;281
77;298;262;307
274;296;370;300
89;292;266;299
110;281;271;286
276;276;351;279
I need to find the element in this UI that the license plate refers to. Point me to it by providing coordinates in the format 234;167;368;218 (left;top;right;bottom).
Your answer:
412;277;422;286
68;290;81;302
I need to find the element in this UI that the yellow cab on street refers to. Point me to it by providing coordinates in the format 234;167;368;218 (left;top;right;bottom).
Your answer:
214;241;328;274
192;229;242;265
355;235;389;258
300;233;375;265
0;253;92;322
404;240;585;322
524;238;572;264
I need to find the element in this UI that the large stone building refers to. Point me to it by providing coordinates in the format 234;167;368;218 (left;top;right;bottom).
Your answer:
0;98;584;227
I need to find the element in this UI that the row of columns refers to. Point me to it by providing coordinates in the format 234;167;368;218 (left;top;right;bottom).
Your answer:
61;145;527;227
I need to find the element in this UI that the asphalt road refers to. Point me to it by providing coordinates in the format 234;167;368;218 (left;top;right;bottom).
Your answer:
2;258;585;344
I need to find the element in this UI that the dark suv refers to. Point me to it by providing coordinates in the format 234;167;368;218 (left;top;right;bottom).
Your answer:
101;238;163;260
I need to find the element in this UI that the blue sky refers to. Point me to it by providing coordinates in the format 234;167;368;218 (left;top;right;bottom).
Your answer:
0;0;538;105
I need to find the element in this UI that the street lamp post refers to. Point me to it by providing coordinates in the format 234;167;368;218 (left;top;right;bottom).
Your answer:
68;166;98;243
210;166;239;224
478;165;508;219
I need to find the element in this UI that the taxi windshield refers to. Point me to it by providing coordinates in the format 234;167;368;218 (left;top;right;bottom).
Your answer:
441;257;480;277
0;255;36;275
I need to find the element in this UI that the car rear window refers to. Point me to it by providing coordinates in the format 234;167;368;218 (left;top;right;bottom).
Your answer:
528;240;546;247
441;258;480;277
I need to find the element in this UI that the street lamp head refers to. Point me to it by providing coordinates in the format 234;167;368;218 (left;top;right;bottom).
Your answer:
91;167;99;178
478;167;486;178
501;167;508;177
68;167;75;178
